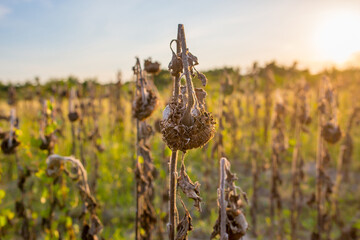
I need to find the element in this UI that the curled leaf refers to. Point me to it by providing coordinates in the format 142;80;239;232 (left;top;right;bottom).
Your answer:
195;88;207;107
176;200;193;240
197;72;208;86
46;157;64;177
168;40;183;76
177;162;202;211
187;51;198;66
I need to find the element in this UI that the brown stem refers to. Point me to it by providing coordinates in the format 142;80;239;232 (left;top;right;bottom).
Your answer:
135;63;141;240
219;157;227;240
135;57;147;105
71;123;76;155
8;108;15;147
69;88;77;156
330;142;344;226
178;24;195;126
49;98;55;155
135;148;139;240
316;81;324;239
250;75;259;237
78;99;85;166
173;28;181;101
250;148;258;237
217;92;225;158
169;150;178;240
291;111;301;240
330;109;359;229
270;154;276;232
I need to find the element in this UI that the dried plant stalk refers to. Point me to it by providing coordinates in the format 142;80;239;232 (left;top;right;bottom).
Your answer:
1;109;20;155
211;157;248;240
219;158;228;240
46;154;103;240
264;68;274;144
169;151;178;240
133;57;158;240
270;91;287;240
249;66;260;237
290;81;309;240
68;87;79;156
39;99;56;155
162;24;214;240
330;107;359;232
314;76;340;240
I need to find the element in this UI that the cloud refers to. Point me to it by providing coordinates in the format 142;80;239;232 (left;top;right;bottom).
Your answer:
0;5;10;19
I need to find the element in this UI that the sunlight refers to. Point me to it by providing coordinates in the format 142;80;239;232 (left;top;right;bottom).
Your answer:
314;10;360;64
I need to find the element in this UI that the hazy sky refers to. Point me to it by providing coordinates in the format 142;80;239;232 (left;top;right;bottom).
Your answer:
1;0;360;83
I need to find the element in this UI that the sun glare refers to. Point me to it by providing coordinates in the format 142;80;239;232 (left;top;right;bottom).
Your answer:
314;10;360;64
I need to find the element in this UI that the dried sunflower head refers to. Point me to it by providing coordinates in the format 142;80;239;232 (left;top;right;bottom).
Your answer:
160;28;216;151
1;135;20;155
68;111;79;122
39;134;55;151
160;92;216;151
321;121;342;144
144;58;161;74
221;72;234;96
132;88;159;121
132;58;159;121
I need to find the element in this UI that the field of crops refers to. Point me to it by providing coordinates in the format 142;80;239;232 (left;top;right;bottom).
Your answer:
0;24;360;240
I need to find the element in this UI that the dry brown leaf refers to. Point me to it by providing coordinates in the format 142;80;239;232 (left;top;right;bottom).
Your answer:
177;162;202;211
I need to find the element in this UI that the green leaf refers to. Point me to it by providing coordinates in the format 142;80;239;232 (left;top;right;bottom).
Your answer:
0;190;5;202
0;216;7;228
354;219;360;229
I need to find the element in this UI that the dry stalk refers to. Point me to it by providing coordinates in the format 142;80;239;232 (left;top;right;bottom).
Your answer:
314;76;341;240
88;83;104;194
249;65;260;237
1;109;20;156
330;107;359;232
290;81;310;240
211;157;248;240
7;109;34;239
46;154;103;239
39;99;61;237
338;107;359;182
161;24;215;240
55;86;66;137
133;57;158;240
270;91;287;240
77;86;86;166
16;160;34;240
115;71;124;123
219;158;228;240
39;99;56;155
264;68;274;144
68;87;79;156
169;151;178;240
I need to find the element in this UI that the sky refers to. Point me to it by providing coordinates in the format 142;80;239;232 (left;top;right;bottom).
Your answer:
0;0;360;83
